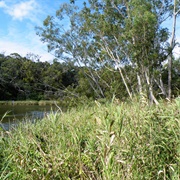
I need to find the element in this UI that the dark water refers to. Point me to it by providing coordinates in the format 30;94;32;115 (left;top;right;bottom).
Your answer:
0;104;58;131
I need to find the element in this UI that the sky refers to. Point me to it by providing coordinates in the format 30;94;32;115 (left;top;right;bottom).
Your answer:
0;0;180;62
0;0;83;62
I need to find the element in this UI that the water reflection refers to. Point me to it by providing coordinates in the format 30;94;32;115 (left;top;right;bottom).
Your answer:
0;104;58;131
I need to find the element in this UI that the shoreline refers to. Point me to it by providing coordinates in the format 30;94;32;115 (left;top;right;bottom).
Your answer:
0;100;59;106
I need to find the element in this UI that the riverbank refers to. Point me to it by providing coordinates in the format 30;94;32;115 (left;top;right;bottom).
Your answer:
0;98;180;179
0;100;60;106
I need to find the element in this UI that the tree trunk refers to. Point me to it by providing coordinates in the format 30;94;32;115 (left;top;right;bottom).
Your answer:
168;0;180;100
137;72;142;95
145;70;159;105
99;40;133;100
137;72;148;106
76;58;105;98
117;66;133;100
154;75;167;97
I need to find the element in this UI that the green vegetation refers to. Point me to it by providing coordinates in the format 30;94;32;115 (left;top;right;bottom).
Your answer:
0;101;38;106
0;54;80;101
0;1;180;178
0;101;59;106
1;1;180;103
0;51;180;104
36;0;180;103
0;98;179;179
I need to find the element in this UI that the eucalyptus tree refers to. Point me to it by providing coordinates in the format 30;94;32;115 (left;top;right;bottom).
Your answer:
36;1;133;99
36;3;108;98
81;0;172;103
82;0;178;103
167;0;180;100
123;0;167;104
36;0;176;103
80;0;134;99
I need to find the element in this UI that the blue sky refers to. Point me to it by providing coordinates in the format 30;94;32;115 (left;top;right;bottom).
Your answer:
0;0;82;61
0;0;179;62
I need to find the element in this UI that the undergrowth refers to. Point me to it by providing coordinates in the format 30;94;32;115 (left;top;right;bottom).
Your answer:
0;98;180;179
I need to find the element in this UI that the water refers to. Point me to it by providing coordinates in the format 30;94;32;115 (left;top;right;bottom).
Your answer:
0;104;58;131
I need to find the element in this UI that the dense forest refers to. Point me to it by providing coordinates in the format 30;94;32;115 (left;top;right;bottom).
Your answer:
0;52;136;101
0;53;79;100
0;52;179;101
1;0;180;103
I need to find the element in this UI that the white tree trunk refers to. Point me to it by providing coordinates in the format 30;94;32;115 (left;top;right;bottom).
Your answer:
154;75;167;97
117;66;133;99
168;0;180;100
99;40;133;100
145;70;159;105
137;73;142;94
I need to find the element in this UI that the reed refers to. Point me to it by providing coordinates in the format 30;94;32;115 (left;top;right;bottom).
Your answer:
0;99;179;179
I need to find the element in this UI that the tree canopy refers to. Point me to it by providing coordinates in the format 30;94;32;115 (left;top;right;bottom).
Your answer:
1;0;180;103
36;0;180;103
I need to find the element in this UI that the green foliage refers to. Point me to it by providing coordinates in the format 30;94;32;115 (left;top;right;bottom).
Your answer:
35;0;178;103
0;52;133;102
0;100;179;179
1;1;180;102
0;53;80;101
0;50;179;102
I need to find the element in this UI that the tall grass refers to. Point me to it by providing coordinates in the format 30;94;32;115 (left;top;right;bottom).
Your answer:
0;99;179;179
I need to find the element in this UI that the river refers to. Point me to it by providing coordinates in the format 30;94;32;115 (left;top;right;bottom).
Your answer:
0;104;59;131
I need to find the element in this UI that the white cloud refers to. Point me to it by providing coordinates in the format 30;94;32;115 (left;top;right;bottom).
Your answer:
0;0;38;21
0;3;55;62
0;1;7;8
0;0;61;62
8;0;36;20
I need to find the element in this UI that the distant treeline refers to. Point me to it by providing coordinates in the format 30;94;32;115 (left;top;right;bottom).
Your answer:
0;53;79;100
0;53;179;101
